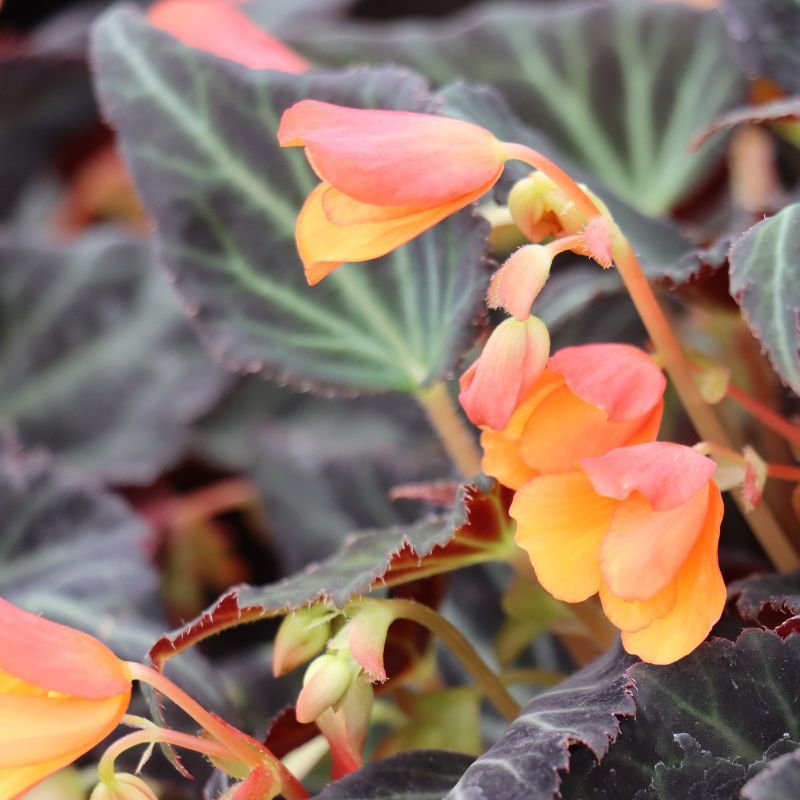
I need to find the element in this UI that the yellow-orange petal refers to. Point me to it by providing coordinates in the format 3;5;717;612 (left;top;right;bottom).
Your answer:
480;429;538;490
148;0;310;73
0;692;130;768
518;385;658;474
321;187;425;225
599;577;677;633
0;753;91;800
296;181;491;284
621;484;725;664
510;471;617;602
600;483;710;601
279;100;504;208
0;600;131;699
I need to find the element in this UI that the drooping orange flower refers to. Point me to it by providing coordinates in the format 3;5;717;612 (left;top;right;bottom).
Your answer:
511;442;725;664
0;600;132;799
278;101;509;284
479;343;666;489
459;316;551;431
148;0;311;73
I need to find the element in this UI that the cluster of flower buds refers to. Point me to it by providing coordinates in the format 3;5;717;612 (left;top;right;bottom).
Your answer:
273;599;400;777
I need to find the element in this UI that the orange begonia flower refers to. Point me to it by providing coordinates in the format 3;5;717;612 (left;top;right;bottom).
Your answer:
148;0;311;73
278;101;509;284
511;442;725;664
480;343;666;488
459;316;551;431
0;600;131;800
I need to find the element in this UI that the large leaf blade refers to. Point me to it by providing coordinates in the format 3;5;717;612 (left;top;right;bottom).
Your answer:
91;8;488;394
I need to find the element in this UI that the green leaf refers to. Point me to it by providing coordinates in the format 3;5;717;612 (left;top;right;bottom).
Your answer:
0;230;230;483
558;630;800;799
447;644;636;800
742;749;800;800
91;7;489;394
722;0;800;92
292;0;744;215
316;751;475;800
435;82;723;284
728;204;800;394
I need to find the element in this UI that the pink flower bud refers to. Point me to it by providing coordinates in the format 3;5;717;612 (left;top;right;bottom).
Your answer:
459;316;551;431
487;245;552;321
346;600;399;682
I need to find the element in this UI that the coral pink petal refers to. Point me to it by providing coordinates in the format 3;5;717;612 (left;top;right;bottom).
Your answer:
548;344;666;422
0;599;130;699
600;484;710;600
148;0;310;73
232;766;279;800
278;100;504;207
580;442;716;511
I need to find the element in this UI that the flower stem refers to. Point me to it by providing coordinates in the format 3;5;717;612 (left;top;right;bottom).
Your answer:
502;143;600;219
384;598;520;721
767;463;800;482
612;243;800;570
126;663;309;800
415;381;483;478
97;728;233;786
726;382;800;448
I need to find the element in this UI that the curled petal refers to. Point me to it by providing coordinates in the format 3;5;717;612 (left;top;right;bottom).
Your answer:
600;484;710;601
511;471;617;602
296;182;489;285
0;600;131;699
548;343;666;423
580;442;716;511
148;0;310;72
279;101;504;208
621;484;725;664
599;579;677;633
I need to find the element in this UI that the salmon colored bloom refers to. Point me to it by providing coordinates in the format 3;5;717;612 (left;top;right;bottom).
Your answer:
511;442;725;664
459;316;551;431
0;600;132;799
479;343;666;488
278;101;509;284
148;0;311;73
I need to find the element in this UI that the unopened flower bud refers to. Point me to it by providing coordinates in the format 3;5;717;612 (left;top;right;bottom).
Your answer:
488;244;552;320
459;316;550;431
273;605;333;676
89;774;157;800
346;600;399;681
295;653;357;724
508;172;585;241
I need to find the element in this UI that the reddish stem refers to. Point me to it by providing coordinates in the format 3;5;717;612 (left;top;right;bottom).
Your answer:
726;383;800;448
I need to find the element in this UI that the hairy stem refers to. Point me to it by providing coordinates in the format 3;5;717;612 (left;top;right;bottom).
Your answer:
126;663;309;799
385;598;520;721
416;381;483;478
727;383;800;448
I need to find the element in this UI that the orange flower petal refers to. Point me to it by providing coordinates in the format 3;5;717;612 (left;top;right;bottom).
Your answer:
0;691;130;768
296;182;490;285
511;472;617;602
321;187;425;225
548;344;665;423
518;385;660;474
148;0;310;72
599;578;677;633
0;600;131;699
621;484;725;664
278;101;504;208
580;442;716;511
0;754;92;799
480;429;537;490
599;484;710;601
